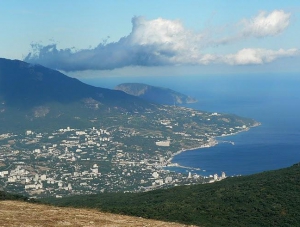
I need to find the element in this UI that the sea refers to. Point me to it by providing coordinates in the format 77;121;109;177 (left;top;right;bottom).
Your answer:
82;73;300;177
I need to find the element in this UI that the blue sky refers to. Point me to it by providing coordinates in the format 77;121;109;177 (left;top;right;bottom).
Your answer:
1;0;299;77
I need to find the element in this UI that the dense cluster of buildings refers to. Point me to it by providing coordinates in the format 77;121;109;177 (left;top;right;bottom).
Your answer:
0;106;250;198
0;125;224;198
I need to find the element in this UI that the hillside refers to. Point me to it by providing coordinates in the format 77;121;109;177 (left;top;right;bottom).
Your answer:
115;83;197;105
0;200;193;227
0;190;30;201
47;163;300;227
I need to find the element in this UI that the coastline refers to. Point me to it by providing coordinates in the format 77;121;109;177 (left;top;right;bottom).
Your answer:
163;122;261;173
163;138;218;171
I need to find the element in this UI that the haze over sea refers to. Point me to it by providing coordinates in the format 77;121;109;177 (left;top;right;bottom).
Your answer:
83;73;300;177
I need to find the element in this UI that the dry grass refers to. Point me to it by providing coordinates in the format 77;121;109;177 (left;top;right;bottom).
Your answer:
0;201;195;227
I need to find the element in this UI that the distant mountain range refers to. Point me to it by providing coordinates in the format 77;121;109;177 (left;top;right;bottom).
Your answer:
115;83;197;105
0;58;157;132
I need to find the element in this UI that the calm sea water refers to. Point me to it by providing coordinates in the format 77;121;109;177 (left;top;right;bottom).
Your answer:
82;73;300;176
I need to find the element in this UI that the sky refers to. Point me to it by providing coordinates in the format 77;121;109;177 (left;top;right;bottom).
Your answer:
1;0;300;78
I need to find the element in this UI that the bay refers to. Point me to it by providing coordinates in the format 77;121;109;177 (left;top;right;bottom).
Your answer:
167;73;300;176
82;73;300;177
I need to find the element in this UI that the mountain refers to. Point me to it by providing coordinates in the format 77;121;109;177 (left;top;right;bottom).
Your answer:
0;58;154;109
0;58;157;132
115;83;197;105
47;163;300;227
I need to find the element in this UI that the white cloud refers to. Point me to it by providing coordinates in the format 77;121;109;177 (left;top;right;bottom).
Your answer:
128;17;205;64
129;17;203;50
241;10;291;37
25;16;205;71
213;10;291;45
223;48;299;65
24;11;297;71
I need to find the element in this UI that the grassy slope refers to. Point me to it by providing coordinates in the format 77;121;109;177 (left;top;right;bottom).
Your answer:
0;200;191;227
0;191;191;226
47;163;300;227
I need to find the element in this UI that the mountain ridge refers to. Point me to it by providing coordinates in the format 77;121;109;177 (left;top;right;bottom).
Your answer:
115;83;197;105
0;58;153;110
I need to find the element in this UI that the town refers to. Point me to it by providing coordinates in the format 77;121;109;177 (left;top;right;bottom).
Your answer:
0;106;256;198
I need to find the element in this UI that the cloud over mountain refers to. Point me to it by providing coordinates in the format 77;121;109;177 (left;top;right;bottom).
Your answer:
24;10;298;71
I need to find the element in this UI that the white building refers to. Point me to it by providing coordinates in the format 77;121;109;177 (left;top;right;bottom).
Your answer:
26;130;32;135
152;172;159;179
221;172;226;179
213;174;218;181
155;141;170;147
165;176;172;183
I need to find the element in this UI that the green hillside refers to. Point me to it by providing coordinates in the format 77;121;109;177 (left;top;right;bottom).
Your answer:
0;190;30;201
46;163;300;227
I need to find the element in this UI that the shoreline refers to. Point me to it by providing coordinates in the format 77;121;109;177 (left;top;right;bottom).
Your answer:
163;123;261;173
163;138;218;171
